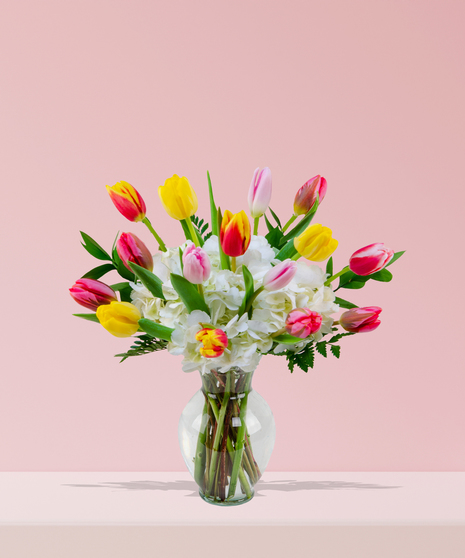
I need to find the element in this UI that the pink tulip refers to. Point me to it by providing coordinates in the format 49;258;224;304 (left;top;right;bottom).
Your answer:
69;278;117;311
117;232;153;272
248;167;272;219
293;175;327;215
340;306;382;333
182;243;211;284
349;243;394;276
285;308;323;338
263;260;297;291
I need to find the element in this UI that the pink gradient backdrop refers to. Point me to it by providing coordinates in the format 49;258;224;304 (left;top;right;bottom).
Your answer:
1;0;464;471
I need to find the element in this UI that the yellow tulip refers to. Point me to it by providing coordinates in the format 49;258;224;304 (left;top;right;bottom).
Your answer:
294;223;338;262
96;301;141;338
158;174;198;220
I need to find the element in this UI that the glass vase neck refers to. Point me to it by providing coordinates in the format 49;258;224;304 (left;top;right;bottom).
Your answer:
200;368;254;397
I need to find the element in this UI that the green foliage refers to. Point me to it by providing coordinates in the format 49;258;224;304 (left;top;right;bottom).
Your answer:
170;273;211;316
326;257;333;277
80;232;112;261
217;207;231;271
370;269;393;282
330;345;341;358
191;215;212;242
238;265;254;318
268;207;282;229
334;297;358;309
138;319;174;341
279;195;319;245
286;344;315;373
338;270;371;290
129;262;165;300
207;171;219;237
316;342;327;357
264;213;284;248
329;332;355;343
115;334;168;363
81;263;115;280
73;313;100;323
386;250;405;267
273;333;306;345
112;247;135;281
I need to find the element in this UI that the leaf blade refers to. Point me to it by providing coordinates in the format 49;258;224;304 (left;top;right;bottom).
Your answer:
129;262;166;300
170;273;211;316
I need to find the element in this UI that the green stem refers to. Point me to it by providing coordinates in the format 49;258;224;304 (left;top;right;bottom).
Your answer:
205;371;231;497
324;266;349;286
253;217;259;236
228;375;252;499
197;284;205;298
282;214;297;233
186;218;201;247
206;392;252;499
193;399;208;489
142;217;167;252
291;251;301;261
244;286;264;315
231;257;236;273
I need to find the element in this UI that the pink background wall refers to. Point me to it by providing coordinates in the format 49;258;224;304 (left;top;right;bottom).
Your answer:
1;0;464;472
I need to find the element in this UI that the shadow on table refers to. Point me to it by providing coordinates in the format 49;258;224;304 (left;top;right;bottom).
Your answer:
63;478;401;497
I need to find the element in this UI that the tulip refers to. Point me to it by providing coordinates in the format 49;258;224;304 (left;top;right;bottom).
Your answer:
116;232;153;272
349;243;394;276
158;174;198;221
220;210;251;257
69;278;117;311
182;243;211;284
340;306;382;333
106;181;146;222
293;175;327;216
294;223;338;262
285;308;323;338
96;301;141;338
263;260;297;291
196;327;228;358
248;167;272;219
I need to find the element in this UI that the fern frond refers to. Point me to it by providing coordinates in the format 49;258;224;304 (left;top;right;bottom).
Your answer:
115;335;168;363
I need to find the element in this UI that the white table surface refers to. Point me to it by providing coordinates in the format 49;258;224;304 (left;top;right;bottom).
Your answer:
1;472;464;526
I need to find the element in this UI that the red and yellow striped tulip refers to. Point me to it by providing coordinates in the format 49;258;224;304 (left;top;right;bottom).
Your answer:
106;181;146;222
220;210;251;257
195;327;228;358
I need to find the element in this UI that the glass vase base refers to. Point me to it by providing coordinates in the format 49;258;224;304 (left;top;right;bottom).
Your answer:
199;490;255;506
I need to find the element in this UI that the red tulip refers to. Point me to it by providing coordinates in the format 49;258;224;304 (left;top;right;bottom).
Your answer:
69;278;117;311
116;232;153;272
220;210;251;257
349;243;394;276
340;306;382;333
293;175;327;215
285;308;323;338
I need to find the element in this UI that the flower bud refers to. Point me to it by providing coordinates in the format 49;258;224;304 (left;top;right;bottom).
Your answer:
349;243;394;276
285;308;322;338
106;181;146;222
116;232;153;272
69;278;117;311
195;327;228;358
96;301;141;338
263;260;297;291
248;167;272;218
220;210;251;257
293;175;327;215
339;306;382;333
183;244;211;284
158;174;198;220
294;223;338;262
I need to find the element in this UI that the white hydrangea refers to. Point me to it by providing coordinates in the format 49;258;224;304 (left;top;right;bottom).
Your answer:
131;235;339;373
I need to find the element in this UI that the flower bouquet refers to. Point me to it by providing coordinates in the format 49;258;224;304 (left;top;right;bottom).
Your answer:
70;169;403;505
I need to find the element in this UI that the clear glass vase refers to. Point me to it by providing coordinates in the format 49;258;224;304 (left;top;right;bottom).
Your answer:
178;367;275;505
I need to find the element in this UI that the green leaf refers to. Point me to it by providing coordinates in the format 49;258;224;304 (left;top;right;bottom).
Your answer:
80;232;112;261
110;282;131;292
115;334;168;363
269;208;282;229
180;219;193;242
129;262;166;300
112;247;136;282
286;343;315;372
326;257;333;277
81;263;115;280
217;207;231;271
179;247;184;273
279;196;319;245
275;240;298;261
138;319;174;341
264;213;275;233
369;269;393;282
335;297;358;309
338;270;370;290
265;226;284;249
190;215;205;246
208;171;219;237
341;281;366;289
118;285;133;303
316;342;327;357
330;345;341;358
273;333;305;345
329;332;355;343
238;265;254;318
170;273;211;316
386;250;405;267
73;313;100;323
